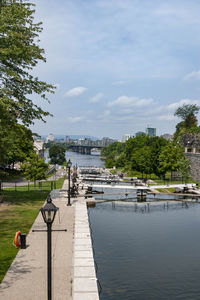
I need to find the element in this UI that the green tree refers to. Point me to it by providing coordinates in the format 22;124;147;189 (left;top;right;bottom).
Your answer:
101;141;125;167
177;157;191;183
21;153;48;182
174;104;200;129
0;123;34;167
131;146;153;177
148;136;169;176
159;143;184;177
49;144;66;165
0;0;55;126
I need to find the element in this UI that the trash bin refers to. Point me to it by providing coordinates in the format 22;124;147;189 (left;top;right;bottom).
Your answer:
20;233;26;249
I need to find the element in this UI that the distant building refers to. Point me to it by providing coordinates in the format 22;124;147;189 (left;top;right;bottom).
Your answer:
161;133;173;140
146;127;156;137
121;134;132;142
34;140;44;158
76;137;115;147
78;138;92;146
100;137;115;146
46;133;54;142
135;131;145;137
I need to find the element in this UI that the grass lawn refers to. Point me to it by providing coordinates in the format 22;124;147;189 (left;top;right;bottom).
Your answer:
0;177;64;283
148;180;187;186
156;188;176;193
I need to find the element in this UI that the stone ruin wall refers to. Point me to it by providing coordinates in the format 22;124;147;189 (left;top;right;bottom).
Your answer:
185;153;200;181
182;133;200;181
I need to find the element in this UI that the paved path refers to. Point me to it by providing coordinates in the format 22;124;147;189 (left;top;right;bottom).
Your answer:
0;180;74;300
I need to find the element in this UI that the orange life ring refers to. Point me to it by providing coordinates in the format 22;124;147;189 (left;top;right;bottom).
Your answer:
14;231;21;247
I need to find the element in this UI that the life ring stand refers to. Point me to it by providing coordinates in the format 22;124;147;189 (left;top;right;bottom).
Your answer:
14;231;21;248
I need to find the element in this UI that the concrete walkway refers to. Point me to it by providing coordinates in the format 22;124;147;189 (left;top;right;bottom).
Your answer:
73;199;99;300
0;180;74;300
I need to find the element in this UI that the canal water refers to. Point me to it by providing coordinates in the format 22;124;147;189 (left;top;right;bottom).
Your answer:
65;150;105;167
89;202;200;300
66;152;200;299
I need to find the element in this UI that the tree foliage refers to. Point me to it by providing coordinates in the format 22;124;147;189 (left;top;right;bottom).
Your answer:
0;123;34;167
177;157;191;183
0;0;55;126
158;143;184;175
174;104;200;136
102;135;169;177
49;144;66;165
21;153;48;181
0;0;55;173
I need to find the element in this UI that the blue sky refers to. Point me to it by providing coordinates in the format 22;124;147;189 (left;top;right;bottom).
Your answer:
31;0;200;139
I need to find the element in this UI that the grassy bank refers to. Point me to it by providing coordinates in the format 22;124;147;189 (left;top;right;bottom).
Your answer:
0;177;64;283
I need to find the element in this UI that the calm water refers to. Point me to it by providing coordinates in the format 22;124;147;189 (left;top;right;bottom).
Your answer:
89;201;200;300
65;150;105;167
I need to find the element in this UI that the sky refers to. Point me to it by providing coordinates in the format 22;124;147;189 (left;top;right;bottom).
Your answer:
31;0;200;140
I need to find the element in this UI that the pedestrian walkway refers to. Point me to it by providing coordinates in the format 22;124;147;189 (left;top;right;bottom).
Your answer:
73;200;99;300
0;180;74;300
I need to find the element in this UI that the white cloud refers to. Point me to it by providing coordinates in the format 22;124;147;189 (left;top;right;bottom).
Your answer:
89;93;104;103
64;86;87;98
184;70;200;81
68;116;85;123
107;96;154;107
167;99;200;111
156;114;176;121
112;80;130;86
97;110;111;121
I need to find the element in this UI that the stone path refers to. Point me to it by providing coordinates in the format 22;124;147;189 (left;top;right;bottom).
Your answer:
0;180;74;299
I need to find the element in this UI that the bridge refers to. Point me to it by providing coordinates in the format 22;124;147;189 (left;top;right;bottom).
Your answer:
68;144;104;155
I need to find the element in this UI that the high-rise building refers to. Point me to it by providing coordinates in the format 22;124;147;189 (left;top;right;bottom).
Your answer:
146;127;156;137
135;131;145;137
122;134;132;142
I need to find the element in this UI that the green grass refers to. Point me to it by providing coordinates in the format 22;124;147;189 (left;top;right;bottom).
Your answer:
0;177;64;283
156;188;176;193
148;180;187;186
5;177;64;192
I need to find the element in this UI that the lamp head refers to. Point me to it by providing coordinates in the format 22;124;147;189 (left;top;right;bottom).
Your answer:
40;200;59;224
68;159;72;168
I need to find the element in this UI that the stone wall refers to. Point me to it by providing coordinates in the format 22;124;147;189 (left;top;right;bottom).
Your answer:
185;153;200;181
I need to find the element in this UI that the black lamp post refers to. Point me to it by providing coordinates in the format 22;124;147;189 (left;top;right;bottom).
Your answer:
67;159;72;206
40;196;59;300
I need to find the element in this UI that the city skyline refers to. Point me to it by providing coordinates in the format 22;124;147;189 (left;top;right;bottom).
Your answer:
31;0;200;139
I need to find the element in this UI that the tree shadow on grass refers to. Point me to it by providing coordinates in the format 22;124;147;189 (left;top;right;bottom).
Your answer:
2;190;49;206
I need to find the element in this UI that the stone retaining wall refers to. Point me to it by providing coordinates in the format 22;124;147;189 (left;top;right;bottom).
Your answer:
185;153;200;181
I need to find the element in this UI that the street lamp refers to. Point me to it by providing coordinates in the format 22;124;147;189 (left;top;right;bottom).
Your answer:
40;196;59;300
67;159;72;206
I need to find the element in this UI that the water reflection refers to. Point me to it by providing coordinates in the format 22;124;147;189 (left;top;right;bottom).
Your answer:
89;201;200;300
